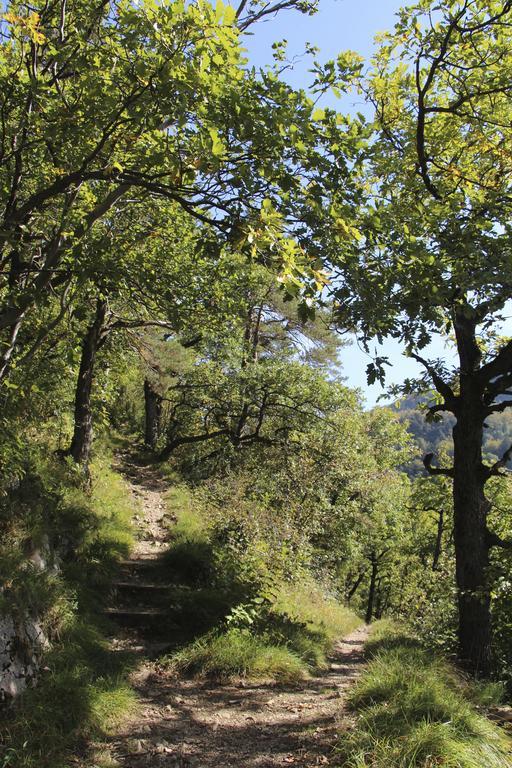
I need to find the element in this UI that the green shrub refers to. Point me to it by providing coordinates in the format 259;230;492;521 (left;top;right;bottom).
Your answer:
158;467;362;685
165;579;361;682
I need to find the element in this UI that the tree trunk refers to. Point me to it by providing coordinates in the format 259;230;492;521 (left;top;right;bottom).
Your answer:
69;299;108;468
375;580;389;619
144;378;162;450
452;398;492;674
346;570;366;603
432;507;444;570
365;552;378;624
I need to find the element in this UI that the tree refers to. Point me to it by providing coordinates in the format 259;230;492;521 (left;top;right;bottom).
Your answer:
0;0;342;385
63;194;268;468
156;279;347;466
328;0;512;672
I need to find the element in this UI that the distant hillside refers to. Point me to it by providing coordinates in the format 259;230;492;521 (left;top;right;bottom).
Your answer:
392;395;512;474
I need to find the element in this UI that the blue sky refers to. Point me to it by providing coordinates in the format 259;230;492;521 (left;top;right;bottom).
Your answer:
242;0;456;406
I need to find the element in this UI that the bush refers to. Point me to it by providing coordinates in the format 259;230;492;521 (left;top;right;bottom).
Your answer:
165;580;361;683
160;479;362;682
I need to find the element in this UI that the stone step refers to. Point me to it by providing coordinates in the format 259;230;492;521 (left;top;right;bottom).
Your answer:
112;581;173;592
118;558;160;570
103;607;178;631
104;607;167;618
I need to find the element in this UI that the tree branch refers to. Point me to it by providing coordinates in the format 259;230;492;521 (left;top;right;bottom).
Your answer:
159;428;229;460
485;528;512;550
410;352;457;407
479;339;512;385
488;443;512;477
423;452;454;478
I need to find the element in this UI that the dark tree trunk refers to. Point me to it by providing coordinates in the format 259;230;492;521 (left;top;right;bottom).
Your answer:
452;402;492;674
69;299;108;468
144;378;162;450
375;580;389;619
365;552;378;624
451;310;493;675
346;570;366;603
432;507;444;570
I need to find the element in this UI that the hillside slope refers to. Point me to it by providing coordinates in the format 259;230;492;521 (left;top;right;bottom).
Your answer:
392;395;512;473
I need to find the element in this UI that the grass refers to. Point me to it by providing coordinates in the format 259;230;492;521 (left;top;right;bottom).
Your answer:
0;621;138;768
165;580;361;683
159;477;361;684
0;447;139;768
170;628;306;683
337;620;512;768
161;482;217;586
273;581;361;645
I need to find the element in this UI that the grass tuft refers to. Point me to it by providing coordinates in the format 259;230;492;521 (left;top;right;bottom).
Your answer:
169;628;305;683
337;620;512;768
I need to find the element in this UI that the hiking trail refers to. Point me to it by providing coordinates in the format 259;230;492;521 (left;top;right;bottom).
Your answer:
92;454;369;768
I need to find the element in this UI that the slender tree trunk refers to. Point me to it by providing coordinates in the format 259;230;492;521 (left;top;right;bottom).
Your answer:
144;378;162;450
378;588;391;619
432;507;444;570
375;580;389;619
365;552;378;624
452;403;492;674
0;313;26;384
346;570;366;603
69;299;108;468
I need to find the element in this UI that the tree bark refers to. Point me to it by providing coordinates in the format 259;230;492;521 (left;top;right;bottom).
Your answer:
365;552;378;624
346;570;366;603
452;402;492;674
69;299;108;468
144;378;162;450
375;579;389;619
450;309;493;675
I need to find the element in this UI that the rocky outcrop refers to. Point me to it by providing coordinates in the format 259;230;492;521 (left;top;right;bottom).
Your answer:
0;536;54;702
0;614;48;701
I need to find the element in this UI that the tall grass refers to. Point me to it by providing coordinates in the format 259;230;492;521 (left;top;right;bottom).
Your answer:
337;620;512;768
273;581;361;644
170;628;306;683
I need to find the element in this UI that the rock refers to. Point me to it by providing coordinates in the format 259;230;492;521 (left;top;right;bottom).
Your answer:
0;613;48;701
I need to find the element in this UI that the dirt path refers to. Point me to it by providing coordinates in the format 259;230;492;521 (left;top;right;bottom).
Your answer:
115;454;171;561
100;455;369;768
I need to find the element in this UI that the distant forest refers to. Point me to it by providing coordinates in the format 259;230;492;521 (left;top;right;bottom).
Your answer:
395;395;512;473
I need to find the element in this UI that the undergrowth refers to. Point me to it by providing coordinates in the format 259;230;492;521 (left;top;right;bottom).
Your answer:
0;623;137;768
162;483;360;682
337;620;512;768
0;444;138;768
